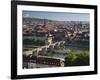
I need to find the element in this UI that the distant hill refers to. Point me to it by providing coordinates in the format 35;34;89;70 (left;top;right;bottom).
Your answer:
23;17;44;23
23;17;89;27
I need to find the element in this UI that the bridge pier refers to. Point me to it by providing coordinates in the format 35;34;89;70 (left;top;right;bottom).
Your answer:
32;50;38;56
28;41;66;56
42;48;47;54
48;45;53;51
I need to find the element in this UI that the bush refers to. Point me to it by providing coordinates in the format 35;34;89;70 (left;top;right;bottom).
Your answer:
64;51;78;66
64;50;89;66
78;51;89;65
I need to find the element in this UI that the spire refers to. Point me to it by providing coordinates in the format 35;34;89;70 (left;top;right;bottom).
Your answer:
43;18;46;27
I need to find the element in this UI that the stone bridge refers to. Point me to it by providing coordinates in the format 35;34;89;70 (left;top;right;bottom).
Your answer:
24;41;65;56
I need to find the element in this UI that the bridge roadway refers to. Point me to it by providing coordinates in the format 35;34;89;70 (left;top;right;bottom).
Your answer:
24;41;65;56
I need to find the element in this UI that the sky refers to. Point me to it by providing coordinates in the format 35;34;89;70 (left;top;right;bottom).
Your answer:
22;10;90;21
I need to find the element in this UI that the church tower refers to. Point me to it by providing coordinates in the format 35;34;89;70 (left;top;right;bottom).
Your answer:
43;18;47;28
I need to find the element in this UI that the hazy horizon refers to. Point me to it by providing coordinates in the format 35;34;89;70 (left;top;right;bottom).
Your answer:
23;10;90;22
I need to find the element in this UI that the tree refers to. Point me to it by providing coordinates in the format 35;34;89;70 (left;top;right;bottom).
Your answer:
64;50;89;66
77;51;89;65
64;51;78;66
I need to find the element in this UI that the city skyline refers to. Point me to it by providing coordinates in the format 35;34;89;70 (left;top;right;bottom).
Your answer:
23;10;90;21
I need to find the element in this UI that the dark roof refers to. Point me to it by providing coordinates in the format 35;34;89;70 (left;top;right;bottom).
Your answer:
36;57;61;66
